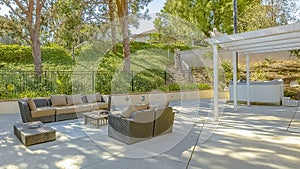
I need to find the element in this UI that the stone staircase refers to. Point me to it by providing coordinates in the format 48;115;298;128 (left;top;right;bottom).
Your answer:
166;66;192;84
166;66;212;85
192;68;212;84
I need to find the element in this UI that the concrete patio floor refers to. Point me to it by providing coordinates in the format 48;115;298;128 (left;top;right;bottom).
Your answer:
0;99;299;169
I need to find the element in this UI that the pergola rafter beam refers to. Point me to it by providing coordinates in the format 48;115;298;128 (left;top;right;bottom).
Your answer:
238;42;300;53
226;37;300;51
220;31;300;49
244;46;300;54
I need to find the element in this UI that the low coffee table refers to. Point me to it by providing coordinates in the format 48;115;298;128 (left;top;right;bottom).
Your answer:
14;121;56;146
83;110;109;128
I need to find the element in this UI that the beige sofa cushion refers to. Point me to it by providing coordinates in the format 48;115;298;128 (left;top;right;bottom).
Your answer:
86;94;97;103
149;102;170;109
133;103;149;111
51;95;67;106
31;107;56;118
27;98;37;111
131;109;155;123
55;106;75;114
73;104;92;112
90;102;108;110
86;93;102;103
66;94;83;105
55;104;92;114
121;103;149;118
95;92;102;102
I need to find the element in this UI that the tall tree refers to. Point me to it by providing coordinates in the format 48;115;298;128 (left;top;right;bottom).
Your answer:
154;13;206;46
46;0;93;50
109;0;117;54
161;0;236;36
239;0;299;31
116;0;130;73
114;0;152;73
0;0;47;76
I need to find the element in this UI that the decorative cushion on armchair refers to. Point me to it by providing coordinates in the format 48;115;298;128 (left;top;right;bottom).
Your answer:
121;103;149;118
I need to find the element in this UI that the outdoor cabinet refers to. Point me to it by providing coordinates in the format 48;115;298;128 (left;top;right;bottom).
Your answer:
229;80;284;105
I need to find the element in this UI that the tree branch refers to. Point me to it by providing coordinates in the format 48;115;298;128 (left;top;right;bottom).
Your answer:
13;0;27;13
35;0;42;32
1;0;25;20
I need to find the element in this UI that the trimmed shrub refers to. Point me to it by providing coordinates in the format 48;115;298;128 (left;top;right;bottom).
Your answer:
0;45;32;62
0;44;72;63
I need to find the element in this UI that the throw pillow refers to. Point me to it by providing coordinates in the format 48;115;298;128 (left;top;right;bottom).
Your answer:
51;95;67;106
95;92;102;102
121;105;135;118
66;94;83;105
133;103;149;111
121;103;149;118
150;102;169;109
27;98;37;111
86;94;97;103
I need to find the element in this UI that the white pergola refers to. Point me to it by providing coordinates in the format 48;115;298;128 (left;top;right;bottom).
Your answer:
206;22;300;121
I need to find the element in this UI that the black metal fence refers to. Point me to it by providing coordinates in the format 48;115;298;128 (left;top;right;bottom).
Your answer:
0;70;171;99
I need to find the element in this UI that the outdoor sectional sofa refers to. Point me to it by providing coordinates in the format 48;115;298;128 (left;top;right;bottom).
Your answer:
18;93;111;123
108;104;174;144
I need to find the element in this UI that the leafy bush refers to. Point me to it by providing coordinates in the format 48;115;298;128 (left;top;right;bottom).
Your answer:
0;44;72;64
132;69;166;92
42;46;73;64
198;83;211;90
0;45;32;62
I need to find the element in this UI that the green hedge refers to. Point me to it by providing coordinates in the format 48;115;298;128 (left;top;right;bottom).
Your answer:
0;45;72;63
0;45;31;62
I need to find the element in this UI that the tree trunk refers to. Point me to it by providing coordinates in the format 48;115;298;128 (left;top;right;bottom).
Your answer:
116;0;130;74
122;14;130;74
109;0;117;54
31;33;42;76
29;0;44;76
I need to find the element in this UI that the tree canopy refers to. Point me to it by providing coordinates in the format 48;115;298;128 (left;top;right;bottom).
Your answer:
158;0;299;37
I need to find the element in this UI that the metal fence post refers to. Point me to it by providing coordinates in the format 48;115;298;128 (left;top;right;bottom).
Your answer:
92;71;95;93
131;70;134;92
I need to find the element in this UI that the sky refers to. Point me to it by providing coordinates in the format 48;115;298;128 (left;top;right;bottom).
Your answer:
0;0;166;16
131;0;166;34
148;0;166;14
0;5;9;16
0;0;166;34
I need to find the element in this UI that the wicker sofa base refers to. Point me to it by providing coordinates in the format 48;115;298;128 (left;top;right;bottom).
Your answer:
30;115;56;123
14;121;56;146
56;113;78;121
108;125;151;144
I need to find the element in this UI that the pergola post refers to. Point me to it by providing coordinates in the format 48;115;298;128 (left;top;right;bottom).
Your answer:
246;54;250;106
213;44;219;121
232;51;238;112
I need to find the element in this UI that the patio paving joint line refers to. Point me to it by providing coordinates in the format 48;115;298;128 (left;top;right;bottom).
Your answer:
185;110;205;169
286;105;300;132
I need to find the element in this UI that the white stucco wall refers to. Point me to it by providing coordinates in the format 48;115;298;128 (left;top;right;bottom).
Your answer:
0;101;19;115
